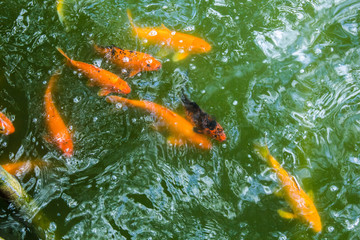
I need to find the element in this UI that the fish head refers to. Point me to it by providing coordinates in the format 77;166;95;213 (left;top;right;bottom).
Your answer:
142;57;162;71
115;82;131;95
0;113;15;135
190;38;212;53
59;139;73;158
204;122;226;142
307;212;322;233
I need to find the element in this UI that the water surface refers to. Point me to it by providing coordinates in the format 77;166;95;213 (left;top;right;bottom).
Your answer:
1;0;360;239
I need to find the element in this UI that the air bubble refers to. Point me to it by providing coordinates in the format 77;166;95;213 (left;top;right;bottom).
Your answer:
149;30;158;36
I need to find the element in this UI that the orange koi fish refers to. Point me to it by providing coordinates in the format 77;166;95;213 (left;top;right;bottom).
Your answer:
181;93;226;142
254;144;322;233
0;112;15;135
106;96;212;150
44;72;73;157
94;44;162;77
127;9;212;62
57;47;131;96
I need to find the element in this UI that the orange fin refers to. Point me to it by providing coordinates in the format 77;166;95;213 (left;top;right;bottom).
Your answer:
44;135;53;144
173;51;189;62
274;189;284;198
157;48;172;58
167;136;185;146
127;9;135;28
161;24;171;31
98;88;113;97
56;47;71;62
129;69;140;77
278;209;296;219
308;190;314;201
253;143;271;162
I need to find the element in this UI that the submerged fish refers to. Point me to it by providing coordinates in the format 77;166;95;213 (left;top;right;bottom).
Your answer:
57;47;131;96
106;96;212;149
0;112;15;135
127;9;211;61
254;144;322;233
181;93;226;142
2;159;47;176
0;165;55;239
94;44;162;77
44;72;73;157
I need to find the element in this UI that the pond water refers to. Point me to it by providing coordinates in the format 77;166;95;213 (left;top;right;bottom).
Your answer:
1;0;360;239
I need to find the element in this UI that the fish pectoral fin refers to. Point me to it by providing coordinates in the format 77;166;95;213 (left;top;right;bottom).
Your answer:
173;51;189;62
157;48;172;58
161;23;171;31
273;189;284;198
277;209;296;219
98;88;113;97
129;69;140;77
308;190;314;201
43;135;53;144
150;122;166;132
167;136;186;146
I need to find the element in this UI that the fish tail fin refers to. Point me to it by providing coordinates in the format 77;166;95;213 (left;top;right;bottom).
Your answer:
254;143;271;162
56;47;71;63
93;43;102;53
127;9;135;29
180;91;200;113
47;71;61;94
56;0;65;24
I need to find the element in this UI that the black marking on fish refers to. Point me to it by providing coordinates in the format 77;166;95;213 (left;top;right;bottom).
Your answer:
181;92;217;132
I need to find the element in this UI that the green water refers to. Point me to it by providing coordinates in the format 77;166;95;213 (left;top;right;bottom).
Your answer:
1;0;360;239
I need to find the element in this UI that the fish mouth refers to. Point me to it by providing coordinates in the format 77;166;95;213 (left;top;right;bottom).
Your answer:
120;87;131;95
0;127;14;135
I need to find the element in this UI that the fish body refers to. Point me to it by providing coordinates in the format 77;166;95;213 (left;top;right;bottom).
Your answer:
44;72;73;157
254;144;322;233
0;112;15;135
127;9;211;61
0;165;55;239
57;47;131;96
94;45;162;77
181;93;226;142
106;96;212;149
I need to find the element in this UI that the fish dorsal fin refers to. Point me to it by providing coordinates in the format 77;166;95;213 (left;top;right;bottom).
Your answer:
292;176;301;191
161;23;171;31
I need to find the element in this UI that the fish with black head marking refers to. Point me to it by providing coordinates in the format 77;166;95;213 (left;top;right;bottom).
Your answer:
181;92;226;142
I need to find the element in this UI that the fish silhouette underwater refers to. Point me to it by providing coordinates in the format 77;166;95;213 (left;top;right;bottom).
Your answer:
254;144;322;233
181;93;226;142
